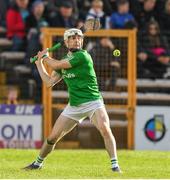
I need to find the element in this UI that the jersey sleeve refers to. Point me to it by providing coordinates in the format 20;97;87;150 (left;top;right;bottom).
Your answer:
69;52;85;68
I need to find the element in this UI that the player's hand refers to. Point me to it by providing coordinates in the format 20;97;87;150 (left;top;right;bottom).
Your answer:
37;49;49;61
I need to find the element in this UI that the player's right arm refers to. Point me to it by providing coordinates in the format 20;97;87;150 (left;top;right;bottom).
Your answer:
36;49;72;70
35;59;62;88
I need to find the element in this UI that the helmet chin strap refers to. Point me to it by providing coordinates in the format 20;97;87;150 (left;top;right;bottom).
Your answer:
66;41;83;52
67;44;82;52
69;48;82;52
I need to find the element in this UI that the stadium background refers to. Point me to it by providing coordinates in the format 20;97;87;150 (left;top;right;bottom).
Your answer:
0;0;170;151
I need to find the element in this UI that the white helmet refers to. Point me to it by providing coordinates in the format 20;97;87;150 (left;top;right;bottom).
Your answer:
64;28;83;40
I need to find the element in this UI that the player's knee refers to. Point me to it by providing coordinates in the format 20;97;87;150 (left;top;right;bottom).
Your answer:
46;137;56;145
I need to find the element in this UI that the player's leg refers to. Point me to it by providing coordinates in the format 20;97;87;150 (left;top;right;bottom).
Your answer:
24;114;78;170
39;114;77;158
91;107;121;172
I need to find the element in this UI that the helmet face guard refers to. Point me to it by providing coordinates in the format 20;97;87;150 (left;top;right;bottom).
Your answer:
64;28;84;40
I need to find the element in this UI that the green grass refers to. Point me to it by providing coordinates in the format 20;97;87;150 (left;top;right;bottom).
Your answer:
0;149;170;179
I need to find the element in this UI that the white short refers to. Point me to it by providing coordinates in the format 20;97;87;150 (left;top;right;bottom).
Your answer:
61;99;104;123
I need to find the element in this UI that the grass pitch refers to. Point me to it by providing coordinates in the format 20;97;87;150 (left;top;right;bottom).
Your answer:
0;149;170;179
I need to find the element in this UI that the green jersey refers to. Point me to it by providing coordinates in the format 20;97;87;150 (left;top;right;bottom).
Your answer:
57;49;102;106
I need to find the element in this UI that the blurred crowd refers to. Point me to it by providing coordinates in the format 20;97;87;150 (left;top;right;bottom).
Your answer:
1;0;170;82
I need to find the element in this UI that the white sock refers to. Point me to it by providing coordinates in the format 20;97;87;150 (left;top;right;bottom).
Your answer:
111;158;119;168
34;156;44;166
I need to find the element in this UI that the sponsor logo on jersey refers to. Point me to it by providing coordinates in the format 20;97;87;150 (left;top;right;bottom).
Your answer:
61;69;75;79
